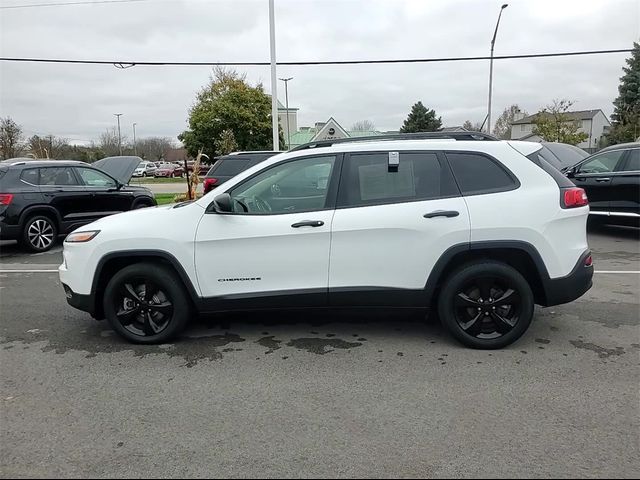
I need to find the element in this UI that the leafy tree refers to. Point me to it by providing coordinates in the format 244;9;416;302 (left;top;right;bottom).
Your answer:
493;104;527;139
217;129;239;155
463;120;483;132
532;99;588;145
399;102;442;133
0;117;24;159
351;119;376;132
608;42;640;144
179;67;284;157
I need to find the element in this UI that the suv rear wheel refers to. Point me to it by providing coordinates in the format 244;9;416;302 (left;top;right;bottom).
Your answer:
103;263;190;343
22;215;58;252
438;261;534;349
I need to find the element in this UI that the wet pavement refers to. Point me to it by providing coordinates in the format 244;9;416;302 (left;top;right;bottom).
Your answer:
1;225;638;478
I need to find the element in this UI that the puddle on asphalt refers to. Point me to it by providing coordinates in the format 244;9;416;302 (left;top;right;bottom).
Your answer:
285;337;364;355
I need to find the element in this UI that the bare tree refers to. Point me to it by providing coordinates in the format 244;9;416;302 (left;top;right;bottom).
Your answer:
98;127;127;156
462;120;483;132
0;117;24;159
27;134;70;159
351;119;376;132
493;104;527;139
136;137;174;160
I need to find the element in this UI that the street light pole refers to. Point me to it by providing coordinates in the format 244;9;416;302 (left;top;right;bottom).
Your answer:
133;123;137;156
268;0;279;151
487;3;508;135
279;77;293;149
114;113;123;155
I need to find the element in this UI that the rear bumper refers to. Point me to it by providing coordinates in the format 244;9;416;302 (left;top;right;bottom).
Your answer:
541;251;594;307
0;221;20;240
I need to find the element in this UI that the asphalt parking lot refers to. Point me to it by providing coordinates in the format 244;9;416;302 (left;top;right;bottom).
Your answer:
1;226;638;478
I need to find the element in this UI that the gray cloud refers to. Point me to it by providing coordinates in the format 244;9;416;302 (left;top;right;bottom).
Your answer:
1;0;638;144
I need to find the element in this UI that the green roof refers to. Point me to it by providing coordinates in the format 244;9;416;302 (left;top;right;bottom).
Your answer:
288;129;384;148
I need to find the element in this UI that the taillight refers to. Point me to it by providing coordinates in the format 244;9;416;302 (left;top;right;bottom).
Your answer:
203;178;218;192
561;187;588;208
584;254;593;267
0;194;13;206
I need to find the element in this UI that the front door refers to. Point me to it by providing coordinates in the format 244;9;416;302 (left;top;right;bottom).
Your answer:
610;148;640;216
328;151;470;306
74;167;134;218
572;149;627;213
195;154;340;308
37;166;91;231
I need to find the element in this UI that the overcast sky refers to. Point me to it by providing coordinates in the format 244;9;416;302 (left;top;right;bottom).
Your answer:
1;0;639;145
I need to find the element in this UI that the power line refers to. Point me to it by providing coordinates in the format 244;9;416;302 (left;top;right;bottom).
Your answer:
0;0;151;9
0;49;631;67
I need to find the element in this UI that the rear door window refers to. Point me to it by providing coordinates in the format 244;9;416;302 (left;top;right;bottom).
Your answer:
338;152;458;207
39;167;80;186
446;152;519;195
213;159;251;176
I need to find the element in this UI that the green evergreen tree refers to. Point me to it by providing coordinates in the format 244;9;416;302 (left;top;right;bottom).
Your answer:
399;102;442;133
608;42;640;144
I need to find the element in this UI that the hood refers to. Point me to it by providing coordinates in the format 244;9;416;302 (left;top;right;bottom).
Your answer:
93;156;142;185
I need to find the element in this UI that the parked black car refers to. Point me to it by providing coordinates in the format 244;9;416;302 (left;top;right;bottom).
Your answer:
565;142;639;227
0;156;156;252
203;151;281;194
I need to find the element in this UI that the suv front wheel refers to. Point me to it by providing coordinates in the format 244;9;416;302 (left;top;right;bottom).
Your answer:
103;263;191;343
438;261;534;349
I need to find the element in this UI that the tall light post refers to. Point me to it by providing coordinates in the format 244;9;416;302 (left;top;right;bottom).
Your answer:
486;3;508;134
268;0;279;151
114;113;123;155
279;77;293;149
133;123;137;156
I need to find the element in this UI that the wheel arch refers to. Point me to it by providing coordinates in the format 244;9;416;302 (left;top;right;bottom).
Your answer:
19;205;62;230
91;250;199;319
425;241;551;306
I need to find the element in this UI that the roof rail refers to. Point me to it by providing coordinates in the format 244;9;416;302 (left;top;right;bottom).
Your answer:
290;131;499;151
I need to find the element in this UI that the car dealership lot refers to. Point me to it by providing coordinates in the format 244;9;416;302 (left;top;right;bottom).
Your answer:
0;227;638;478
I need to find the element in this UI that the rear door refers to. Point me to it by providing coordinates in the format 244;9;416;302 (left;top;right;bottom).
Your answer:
610;148;640;216
572;149;627;212
328;150;469;307
37;166;92;230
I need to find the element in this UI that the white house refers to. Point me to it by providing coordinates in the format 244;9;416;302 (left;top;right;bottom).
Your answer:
510;109;611;152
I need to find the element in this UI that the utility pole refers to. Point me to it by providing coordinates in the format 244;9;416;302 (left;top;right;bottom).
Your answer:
487;4;509;134
269;0;279;151
279;77;293;149
133;123;137;156
114;113;123;155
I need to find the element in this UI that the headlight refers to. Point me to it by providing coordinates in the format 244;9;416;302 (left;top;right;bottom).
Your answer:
65;230;100;243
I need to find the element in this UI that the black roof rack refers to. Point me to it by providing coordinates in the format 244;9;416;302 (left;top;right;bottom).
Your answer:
290;131;499;152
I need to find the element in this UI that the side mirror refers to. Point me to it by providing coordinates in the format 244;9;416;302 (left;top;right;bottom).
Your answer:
212;193;233;213
565;166;577;178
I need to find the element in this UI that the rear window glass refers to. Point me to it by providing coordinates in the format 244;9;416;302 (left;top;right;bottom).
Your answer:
526;152;575;188
39;167;79;186
621;149;639;171
211;158;251;176
446;152;518;195
20;168;39;185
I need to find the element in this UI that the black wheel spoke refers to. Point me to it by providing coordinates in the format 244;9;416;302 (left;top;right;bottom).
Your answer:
142;312;157;335
476;277;493;300
456;292;480;308
461;312;483;336
493;288;519;307
490;311;515;333
148;301;172;315
123;283;142;303
144;279;158;301
116;306;139;325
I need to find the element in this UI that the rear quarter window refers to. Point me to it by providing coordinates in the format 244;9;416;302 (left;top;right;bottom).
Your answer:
20;168;39;185
526;151;575;187
446;152;519;195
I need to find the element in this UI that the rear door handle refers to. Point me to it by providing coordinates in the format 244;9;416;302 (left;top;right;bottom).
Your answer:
423;210;459;219
595;177;611;182
291;220;324;228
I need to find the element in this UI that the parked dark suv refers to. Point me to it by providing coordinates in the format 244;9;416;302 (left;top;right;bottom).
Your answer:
0;157;156;252
565;142;639;227
203;151;281;194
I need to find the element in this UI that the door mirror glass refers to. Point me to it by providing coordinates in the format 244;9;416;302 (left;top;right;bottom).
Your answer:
212;193;233;213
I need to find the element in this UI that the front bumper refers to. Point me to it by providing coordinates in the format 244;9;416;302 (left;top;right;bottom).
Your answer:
541;251;594;307
62;283;95;316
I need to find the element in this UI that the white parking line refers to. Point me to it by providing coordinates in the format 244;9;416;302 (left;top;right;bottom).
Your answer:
0;270;59;273
594;270;640;274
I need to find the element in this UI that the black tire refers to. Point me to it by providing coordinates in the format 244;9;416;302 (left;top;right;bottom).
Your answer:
21;215;58;252
103;263;190;344
142;172;147;178
437;261;534;349
133;199;153;209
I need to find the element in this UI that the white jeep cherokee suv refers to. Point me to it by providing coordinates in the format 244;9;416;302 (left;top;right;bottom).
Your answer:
59;133;593;349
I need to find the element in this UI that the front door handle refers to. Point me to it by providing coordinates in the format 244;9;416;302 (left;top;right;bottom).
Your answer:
423;210;459;219
595;177;611;182
291;220;324;228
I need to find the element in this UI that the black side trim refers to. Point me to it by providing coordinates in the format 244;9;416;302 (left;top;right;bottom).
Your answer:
199;288;327;313
541;251;593;307
329;287;425;308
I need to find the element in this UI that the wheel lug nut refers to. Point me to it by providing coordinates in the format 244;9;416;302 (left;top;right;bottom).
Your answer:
485;312;489;316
